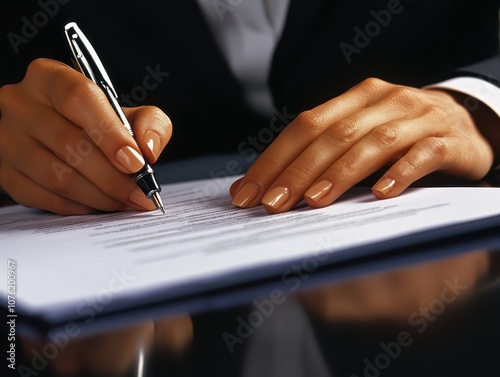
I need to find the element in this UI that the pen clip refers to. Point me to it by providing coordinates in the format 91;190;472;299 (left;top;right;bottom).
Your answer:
64;22;119;99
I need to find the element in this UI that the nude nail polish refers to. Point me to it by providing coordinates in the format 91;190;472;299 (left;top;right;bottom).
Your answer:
262;186;290;210
144;131;161;159
116;146;145;173
232;182;261;208
373;178;396;195
305;180;333;202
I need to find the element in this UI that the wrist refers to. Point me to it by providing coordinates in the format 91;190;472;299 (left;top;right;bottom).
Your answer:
440;89;500;169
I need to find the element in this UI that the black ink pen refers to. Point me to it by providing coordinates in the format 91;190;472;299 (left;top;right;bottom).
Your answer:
64;22;165;214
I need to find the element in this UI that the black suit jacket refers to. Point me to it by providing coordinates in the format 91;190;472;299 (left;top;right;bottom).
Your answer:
1;0;499;162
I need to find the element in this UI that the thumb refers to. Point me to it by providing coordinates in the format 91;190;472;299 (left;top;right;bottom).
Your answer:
123;106;173;163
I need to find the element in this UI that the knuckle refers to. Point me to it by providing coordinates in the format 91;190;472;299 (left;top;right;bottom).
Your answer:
371;124;398;146
351;78;403;109
243;154;282;188
426;103;453;124
26;58;67;78
294;109;325;136
337;158;359;179
286;160;314;183
425;137;448;159
331;118;359;142
0;84;21;114
72;84;117;134
254;154;282;173
0;84;14;106
396;159;418;179
387;86;420;107
357;77;387;99
63;79;102;107
361;77;386;90
47;167;78;196
55;129;91;166
100;173;127;196
26;58;51;77
96;116;118;136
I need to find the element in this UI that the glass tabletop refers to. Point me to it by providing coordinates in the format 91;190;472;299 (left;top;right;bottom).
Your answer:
8;247;499;377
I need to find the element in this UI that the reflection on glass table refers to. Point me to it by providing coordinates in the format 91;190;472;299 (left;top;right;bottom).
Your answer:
11;248;500;377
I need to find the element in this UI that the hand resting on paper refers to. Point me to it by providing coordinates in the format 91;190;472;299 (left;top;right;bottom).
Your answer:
231;78;500;213
0;58;172;215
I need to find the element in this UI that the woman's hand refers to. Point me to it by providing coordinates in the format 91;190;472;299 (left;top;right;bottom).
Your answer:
0;58;172;215
230;78;496;213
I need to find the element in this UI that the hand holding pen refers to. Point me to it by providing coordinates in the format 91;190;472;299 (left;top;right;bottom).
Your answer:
64;22;165;213
0;26;172;215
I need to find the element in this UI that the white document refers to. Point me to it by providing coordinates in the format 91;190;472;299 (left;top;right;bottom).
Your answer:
1;177;500;326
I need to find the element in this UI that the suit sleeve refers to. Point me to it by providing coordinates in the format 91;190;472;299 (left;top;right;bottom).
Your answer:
456;54;500;85
426;54;500;117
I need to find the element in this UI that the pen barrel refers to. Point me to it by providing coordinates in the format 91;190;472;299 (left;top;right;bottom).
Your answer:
132;164;162;199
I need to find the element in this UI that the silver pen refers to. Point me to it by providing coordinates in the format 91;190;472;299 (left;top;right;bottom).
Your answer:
64;22;165;214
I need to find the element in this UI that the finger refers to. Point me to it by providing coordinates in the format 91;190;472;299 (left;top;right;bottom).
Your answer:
123;106;173;163
302;116;443;208
27;109;155;211
258;96;430;212
371;136;457;199
6;142;132;212
1;165;95;215
229;177;243;198
26;58;146;175
232;78;391;208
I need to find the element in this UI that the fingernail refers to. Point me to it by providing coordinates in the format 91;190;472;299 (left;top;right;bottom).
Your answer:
232;182;261;208
373;178;396;195
129;188;155;210
305;180;333;202
116;146;145;173
144;131;161;159
262;186;290;210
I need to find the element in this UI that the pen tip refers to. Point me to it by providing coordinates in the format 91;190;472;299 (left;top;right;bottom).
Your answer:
150;192;165;214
